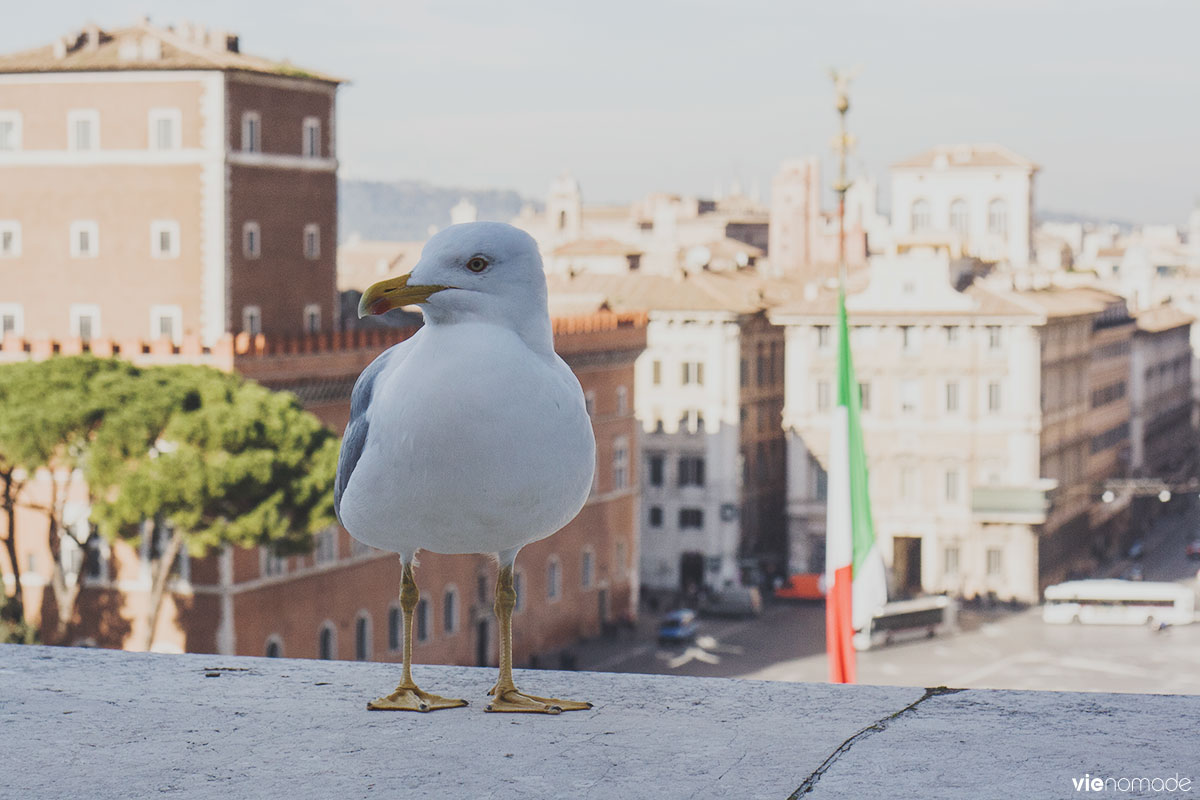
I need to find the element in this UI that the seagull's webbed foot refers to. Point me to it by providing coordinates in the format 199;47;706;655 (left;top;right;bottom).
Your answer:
485;684;592;714
368;683;468;712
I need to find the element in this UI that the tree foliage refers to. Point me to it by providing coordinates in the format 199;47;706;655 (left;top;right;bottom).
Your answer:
0;357;338;649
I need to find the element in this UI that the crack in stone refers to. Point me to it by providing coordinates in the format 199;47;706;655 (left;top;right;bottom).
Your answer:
787;686;966;799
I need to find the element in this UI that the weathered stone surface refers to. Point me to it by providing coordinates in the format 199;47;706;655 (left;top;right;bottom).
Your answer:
2;645;1197;799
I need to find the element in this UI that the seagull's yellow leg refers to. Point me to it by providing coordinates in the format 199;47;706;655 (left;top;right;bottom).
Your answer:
368;560;467;712
485;562;592;714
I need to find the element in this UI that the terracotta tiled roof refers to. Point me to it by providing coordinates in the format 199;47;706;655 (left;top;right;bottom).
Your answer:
552;238;643;257
1134;304;1194;333
0;21;344;83
547;270;779;314
892;144;1038;171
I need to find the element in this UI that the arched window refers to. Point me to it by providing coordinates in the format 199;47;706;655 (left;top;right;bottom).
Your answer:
910;199;931;232
988;198;1008;235
416;598;431;642
949;199;969;235
354;612;371;661
443;587;458;634
547;556;562;601
265;635;283;658
387;606;401;651
318;622;336;660
581;548;595;589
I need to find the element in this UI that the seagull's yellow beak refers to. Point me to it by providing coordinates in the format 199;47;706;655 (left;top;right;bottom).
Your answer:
358;273;450;318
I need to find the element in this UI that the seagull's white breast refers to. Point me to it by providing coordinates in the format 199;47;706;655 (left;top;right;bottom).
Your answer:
339;322;596;556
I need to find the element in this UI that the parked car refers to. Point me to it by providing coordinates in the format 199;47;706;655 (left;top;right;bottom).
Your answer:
699;585;763;618
658;609;698;645
1186;540;1200;561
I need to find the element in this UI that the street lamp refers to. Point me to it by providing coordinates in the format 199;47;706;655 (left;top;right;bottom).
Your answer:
1158;489;1171;503
1101;490;1115;504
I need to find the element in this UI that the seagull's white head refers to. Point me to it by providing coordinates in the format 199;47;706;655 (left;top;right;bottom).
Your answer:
358;221;551;349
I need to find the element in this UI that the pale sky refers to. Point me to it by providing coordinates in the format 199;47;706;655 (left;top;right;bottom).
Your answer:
4;1;1199;224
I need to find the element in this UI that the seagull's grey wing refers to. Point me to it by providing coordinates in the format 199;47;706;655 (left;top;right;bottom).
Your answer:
334;337;417;524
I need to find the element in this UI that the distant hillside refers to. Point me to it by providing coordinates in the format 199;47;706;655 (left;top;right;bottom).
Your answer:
1038;209;1136;232
338;179;534;243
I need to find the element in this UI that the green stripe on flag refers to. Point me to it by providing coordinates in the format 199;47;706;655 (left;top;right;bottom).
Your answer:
836;288;876;577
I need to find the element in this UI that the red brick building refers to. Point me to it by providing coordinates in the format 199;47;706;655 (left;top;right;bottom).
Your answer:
0;20;341;344
1;314;646;665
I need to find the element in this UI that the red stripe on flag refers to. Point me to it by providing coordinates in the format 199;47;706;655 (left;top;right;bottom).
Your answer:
826;563;856;684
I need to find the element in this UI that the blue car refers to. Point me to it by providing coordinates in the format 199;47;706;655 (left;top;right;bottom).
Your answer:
658;609;698;644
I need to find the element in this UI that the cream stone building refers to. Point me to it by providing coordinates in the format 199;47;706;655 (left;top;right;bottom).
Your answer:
774;249;1135;603
890;144;1038;270
547;271;789;595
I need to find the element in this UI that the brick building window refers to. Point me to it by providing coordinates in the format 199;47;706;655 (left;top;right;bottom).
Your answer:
416;598;430;641
241;111;261;153
242;306;262;337
150;305;182;343
546;557;561;601
443;587;458;634
581;549;594;589
304;304;322;334
261;546;286;577
68;109;99;151
616;385;628;416
69;304;100;342
304;224;320;260
0;221;19;257
303;116;321;158
243;222;261;259
354;612;371;661
0;304;22;337
70;221;99;258
150;220;180;258
148;108;181;151
387;607;400;651
265;636;282;658
0;111;21;151
648;506;663;528
314;527;336;564
612;436;629;490
318;622;336;660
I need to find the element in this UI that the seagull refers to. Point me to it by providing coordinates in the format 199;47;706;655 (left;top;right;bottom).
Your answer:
336;221;596;714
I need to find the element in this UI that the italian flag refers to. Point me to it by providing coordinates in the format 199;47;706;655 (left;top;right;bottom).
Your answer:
825;286;888;684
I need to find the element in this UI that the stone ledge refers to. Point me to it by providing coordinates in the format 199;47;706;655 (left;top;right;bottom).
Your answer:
2;645;1198;799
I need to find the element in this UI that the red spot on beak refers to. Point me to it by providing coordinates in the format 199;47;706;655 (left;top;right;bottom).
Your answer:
369;298;391;315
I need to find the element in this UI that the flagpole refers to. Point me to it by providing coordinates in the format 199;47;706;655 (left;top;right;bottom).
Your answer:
827;68;856;684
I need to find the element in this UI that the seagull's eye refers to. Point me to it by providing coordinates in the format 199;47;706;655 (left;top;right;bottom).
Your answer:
466;257;489;273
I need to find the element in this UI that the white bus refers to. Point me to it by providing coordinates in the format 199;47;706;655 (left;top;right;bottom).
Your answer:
853;595;958;650
1042;580;1196;626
